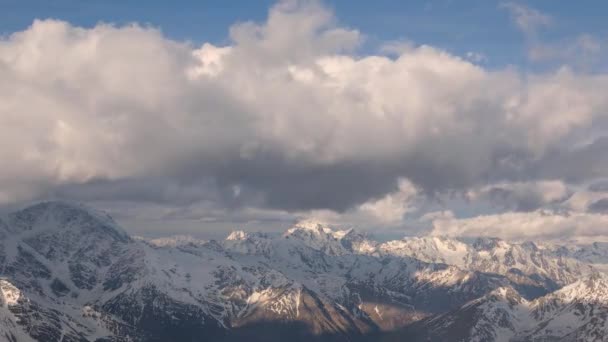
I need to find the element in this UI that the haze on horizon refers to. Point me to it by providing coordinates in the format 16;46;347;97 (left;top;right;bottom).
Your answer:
1;0;608;241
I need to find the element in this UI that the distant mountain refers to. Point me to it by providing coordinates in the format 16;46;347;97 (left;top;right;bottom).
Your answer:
403;273;608;342
0;201;606;341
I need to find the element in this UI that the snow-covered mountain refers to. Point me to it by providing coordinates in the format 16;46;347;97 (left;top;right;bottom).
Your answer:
0;201;607;341
370;236;590;299
405;273;608;342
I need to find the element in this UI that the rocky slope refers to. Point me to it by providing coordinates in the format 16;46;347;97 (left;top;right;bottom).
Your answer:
403;273;608;342
0;201;606;341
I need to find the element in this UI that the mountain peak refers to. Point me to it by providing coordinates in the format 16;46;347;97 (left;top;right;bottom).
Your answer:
572;272;608;295
288;219;332;233
284;220;355;238
282;220;351;255
541;272;608;306
487;286;527;305
472;237;506;250
225;230;273;241
0;280;21;306
8;200;130;243
226;230;249;241
21;200;95;213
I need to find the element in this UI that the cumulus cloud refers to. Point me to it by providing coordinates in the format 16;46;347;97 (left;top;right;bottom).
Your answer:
1;1;608;239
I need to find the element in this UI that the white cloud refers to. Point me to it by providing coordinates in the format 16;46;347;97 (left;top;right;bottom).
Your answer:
228;0;361;64
465;51;487;63
563;188;608;212
379;39;415;56
528;34;603;65
293;178;419;228
1;0;608;241
501;2;552;36
357;178;418;223
430;209;608;241
502;3;604;66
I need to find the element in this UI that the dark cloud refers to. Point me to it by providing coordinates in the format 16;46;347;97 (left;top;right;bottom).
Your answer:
589;198;608;213
485;187;546;212
589;180;608;192
532;137;608;183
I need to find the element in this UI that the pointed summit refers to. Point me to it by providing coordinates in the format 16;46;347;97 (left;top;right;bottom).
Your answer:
226;230;249;241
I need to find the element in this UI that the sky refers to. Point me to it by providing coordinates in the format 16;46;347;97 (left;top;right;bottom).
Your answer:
1;0;608;241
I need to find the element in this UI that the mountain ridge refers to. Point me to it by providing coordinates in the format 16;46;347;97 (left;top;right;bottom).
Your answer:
0;201;606;341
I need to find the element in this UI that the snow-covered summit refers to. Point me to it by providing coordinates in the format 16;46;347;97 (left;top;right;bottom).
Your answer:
5;200;130;243
485;286;528;307
225;230;249;241
222;229;274;255
376;236;469;266
283;220;353;256
0;279;21;306
537;272;608;306
0;203;607;341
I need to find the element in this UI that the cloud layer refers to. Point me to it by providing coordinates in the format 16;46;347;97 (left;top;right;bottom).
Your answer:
1;1;607;239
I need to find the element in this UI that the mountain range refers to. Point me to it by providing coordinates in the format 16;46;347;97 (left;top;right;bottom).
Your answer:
0;201;607;341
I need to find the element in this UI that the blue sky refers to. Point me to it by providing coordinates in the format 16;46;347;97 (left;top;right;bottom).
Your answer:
2;0;606;69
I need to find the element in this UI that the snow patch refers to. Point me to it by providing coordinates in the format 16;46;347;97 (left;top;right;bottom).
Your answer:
0;280;20;306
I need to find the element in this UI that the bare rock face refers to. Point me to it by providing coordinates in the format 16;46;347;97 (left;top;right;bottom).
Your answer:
0;202;607;341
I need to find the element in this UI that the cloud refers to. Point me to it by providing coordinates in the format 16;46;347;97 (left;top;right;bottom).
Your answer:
528;34;604;66
589;180;608;193
465;51;486;63
502;3;604;67
284;177;420;231
467;180;570;212
588;198;608;213
227;0;361;64
501;2;552;36
430;209;608;241
379;40;415;56
1;0;608;239
562;187;608;212
358;178;418;223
